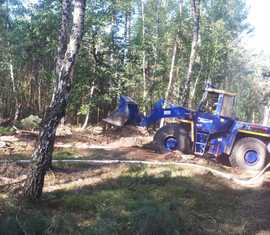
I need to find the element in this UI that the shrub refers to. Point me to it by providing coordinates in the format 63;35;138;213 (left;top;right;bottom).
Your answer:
20;115;41;130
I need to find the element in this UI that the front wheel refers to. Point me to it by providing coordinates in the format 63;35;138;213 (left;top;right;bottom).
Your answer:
153;124;191;154
229;137;267;172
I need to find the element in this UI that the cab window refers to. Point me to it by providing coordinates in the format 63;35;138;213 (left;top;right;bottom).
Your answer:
221;95;235;118
199;92;219;114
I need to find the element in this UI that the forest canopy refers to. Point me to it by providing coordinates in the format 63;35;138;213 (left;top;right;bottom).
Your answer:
0;0;269;126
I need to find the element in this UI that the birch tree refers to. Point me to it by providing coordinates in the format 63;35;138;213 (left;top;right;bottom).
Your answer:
141;0;146;114
23;0;86;200
181;0;200;107
164;0;183;104
5;0;20;124
160;40;177;127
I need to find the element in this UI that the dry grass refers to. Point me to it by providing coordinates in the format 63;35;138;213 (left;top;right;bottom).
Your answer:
0;128;270;234
0;162;269;235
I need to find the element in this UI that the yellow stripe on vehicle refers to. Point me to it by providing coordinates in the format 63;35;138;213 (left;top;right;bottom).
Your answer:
238;130;270;138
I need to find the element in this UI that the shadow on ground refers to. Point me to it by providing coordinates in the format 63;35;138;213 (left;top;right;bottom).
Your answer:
0;164;270;235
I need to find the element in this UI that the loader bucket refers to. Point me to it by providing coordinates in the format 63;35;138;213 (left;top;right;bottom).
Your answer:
103;96;142;127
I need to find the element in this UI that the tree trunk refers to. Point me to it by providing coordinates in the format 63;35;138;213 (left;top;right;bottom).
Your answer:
252;111;255;123
9;61;20;124
153;0;160;81
176;0;183;103
38;76;42;114
82;84;95;129
52;0;72;102
141;0;147;114
181;0;200;107
109;9;118;98
6;0;20;124
165;41;177;102
179;0;183;16
23;0;86;200
160;40;178;127
124;9;131;64
263;106;270;126
190;74;200;105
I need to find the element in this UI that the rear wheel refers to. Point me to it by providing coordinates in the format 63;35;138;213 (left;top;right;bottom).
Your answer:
229;137;267;171
153;124;191;154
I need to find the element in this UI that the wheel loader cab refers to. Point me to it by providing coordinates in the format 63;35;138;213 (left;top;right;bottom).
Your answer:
194;88;236;155
197;88;236;118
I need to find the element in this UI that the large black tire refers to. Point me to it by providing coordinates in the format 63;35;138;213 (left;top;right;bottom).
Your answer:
229;137;267;172
153;124;191;154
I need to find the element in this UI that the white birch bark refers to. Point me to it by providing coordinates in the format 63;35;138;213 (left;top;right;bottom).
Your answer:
9;62;19;123
181;0;200;107
263;106;270;126
82;85;95;129
160;41;178;127
24;0;86;200
141;0;147;114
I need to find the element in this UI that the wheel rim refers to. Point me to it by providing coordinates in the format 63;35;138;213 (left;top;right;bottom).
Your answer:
244;150;259;166
164;137;178;151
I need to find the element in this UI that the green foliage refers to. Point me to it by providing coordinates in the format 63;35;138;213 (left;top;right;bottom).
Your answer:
78;104;90;116
20;115;41;130
0;126;15;136
1;0;267;125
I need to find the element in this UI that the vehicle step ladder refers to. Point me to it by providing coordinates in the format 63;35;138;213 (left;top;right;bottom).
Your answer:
194;132;209;155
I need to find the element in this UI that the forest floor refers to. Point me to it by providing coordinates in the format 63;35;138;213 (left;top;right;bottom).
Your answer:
0;125;270;234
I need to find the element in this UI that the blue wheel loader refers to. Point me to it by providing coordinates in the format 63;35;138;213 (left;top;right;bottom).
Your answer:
103;86;270;172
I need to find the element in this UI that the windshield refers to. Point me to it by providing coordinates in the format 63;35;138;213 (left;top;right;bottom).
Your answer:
198;92;219;114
